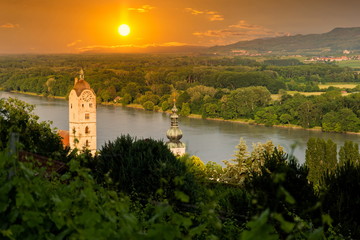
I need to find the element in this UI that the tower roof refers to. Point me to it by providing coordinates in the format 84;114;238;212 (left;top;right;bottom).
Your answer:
73;68;92;96
73;80;91;96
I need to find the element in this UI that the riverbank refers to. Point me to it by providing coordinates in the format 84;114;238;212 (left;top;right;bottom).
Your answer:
6;90;360;135
100;99;350;134
9;90;66;100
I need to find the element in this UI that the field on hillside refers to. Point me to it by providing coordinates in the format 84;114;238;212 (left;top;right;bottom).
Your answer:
318;83;358;89
271;94;281;100
271;92;324;101
285;91;350;97
336;60;360;69
287;91;324;96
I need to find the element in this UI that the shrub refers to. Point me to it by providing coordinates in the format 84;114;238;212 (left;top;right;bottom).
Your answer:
179;103;191;116
321;162;360;238
0;152;141;239
161;101;170;111
142;101;155;111
212;183;251;223
96;135;200;204
121;93;132;105
0;98;66;159
245;151;320;236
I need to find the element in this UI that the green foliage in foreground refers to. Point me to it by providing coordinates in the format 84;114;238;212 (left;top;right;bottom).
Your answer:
321;162;360;238
0;98;67;159
0;153;141;239
0;149;330;240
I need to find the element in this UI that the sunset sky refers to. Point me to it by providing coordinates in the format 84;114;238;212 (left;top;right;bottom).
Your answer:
1;0;360;54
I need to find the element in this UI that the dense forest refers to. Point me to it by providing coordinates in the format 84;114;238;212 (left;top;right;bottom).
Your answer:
1;97;360;239
0;54;360;133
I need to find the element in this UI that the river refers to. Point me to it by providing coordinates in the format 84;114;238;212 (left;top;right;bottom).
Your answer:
1;91;359;165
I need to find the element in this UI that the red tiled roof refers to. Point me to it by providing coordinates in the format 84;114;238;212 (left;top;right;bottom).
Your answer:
58;130;70;148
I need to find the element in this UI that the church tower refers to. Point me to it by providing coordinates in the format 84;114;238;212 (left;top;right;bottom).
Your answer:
69;69;97;155
166;102;186;156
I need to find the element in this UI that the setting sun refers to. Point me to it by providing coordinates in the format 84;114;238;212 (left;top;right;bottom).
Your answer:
118;24;130;36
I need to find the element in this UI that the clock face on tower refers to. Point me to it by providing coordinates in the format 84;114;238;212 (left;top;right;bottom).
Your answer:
81;91;93;102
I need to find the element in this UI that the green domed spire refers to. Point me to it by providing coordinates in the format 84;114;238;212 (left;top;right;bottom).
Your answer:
166;103;182;141
166;101;186;155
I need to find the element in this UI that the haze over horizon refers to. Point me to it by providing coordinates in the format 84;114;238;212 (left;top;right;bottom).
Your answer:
1;0;360;54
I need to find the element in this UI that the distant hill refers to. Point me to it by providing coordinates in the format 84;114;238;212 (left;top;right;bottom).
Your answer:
208;27;360;55
81;45;207;54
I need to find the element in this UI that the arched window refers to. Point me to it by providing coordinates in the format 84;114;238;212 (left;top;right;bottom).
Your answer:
71;104;72;109
85;140;89;147
85;126;89;134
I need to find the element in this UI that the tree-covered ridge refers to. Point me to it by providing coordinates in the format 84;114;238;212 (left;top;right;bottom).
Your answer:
0;54;359;132
2;98;360;239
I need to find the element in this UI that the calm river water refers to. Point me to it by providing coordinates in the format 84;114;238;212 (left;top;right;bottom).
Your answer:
1;91;359;165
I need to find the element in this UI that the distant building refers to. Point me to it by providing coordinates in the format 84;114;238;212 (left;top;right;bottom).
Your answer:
166;102;186;156
69;69;97;154
305;56;350;62
231;49;262;56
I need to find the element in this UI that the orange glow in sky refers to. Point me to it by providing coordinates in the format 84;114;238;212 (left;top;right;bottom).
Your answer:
0;0;360;54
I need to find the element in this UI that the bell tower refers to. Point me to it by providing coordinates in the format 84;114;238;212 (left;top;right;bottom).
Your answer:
69;69;97;155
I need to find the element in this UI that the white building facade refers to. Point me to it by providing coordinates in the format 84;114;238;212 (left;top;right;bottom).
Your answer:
69;69;97;154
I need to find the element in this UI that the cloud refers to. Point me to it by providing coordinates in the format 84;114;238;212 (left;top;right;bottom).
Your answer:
210;15;224;21
185;8;224;21
229;20;263;30
128;5;154;13
66;40;82;47
0;23;19;29
185;8;205;15
193;20;289;45
77;42;189;53
160;42;188;47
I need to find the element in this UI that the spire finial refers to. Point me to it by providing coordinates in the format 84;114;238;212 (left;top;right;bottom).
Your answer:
171;98;178;114
79;68;84;80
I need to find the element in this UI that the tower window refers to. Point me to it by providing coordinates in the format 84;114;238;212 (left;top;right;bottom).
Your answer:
85;140;89;147
85;126;89;134
82;104;84;107
85;113;89;120
71;104;72;109
89;103;93;108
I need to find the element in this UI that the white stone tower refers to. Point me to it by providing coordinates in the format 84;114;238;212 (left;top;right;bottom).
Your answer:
69;69;97;155
166;102;186;156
